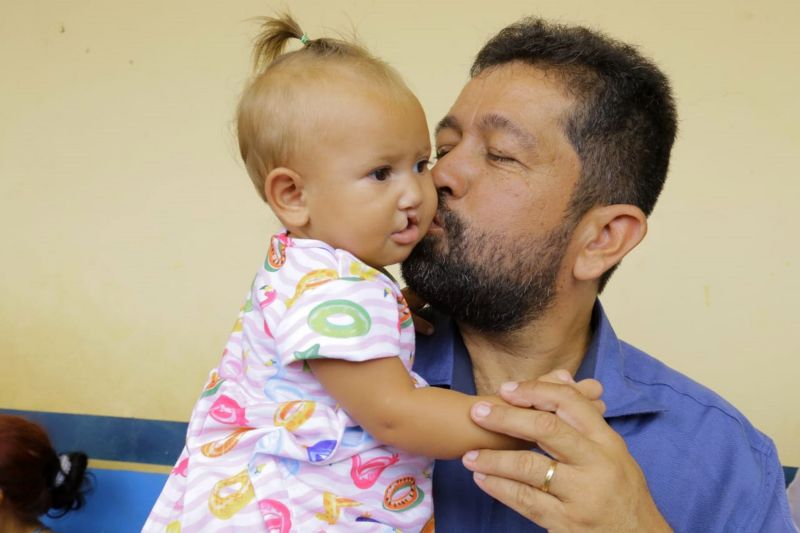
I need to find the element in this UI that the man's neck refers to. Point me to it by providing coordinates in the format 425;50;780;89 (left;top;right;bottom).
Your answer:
458;300;594;395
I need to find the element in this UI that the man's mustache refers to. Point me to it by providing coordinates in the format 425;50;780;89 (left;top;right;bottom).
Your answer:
434;190;455;230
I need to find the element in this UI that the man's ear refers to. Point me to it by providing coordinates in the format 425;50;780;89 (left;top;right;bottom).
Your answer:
264;167;309;228
572;204;647;282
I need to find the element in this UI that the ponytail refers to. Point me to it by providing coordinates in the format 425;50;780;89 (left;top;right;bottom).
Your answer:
249;13;374;74
48;451;90;517
0;415;90;522
251;14;307;72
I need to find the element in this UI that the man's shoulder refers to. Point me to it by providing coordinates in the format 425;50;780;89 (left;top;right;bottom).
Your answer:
617;340;772;454
612;342;793;531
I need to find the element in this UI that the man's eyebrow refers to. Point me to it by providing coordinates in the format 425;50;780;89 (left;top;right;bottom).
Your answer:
435;115;460;136
479;113;536;149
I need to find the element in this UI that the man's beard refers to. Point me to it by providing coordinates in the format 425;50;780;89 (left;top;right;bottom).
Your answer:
401;198;573;334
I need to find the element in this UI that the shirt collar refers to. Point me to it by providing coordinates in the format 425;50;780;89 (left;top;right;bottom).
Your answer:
583;301;668;417
413;300;667;418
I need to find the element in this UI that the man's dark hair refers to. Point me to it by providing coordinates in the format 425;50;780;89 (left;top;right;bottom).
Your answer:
472;18;677;290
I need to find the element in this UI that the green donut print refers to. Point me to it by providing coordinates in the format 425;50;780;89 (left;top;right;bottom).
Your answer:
308;299;371;338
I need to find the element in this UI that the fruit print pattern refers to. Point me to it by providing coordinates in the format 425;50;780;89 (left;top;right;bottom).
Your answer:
143;232;431;531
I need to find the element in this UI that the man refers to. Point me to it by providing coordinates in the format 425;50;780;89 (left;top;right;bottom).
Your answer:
402;17;794;532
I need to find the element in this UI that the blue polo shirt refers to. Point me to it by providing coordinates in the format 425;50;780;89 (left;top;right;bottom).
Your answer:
412;302;795;532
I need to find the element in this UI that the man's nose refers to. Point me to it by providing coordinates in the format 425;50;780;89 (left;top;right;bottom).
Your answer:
432;151;468;198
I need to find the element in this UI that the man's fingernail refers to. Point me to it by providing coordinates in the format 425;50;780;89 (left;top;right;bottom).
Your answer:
474;472;486;481
500;381;518;392
556;370;575;383
463;450;479;462
473;402;492;418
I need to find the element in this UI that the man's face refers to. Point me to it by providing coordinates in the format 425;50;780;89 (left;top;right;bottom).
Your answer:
402;62;582;332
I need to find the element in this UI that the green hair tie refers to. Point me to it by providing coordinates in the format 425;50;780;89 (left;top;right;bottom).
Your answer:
299;34;310;46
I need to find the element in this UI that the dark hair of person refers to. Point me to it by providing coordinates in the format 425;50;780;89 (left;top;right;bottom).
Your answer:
472;18;678;290
0;415;89;523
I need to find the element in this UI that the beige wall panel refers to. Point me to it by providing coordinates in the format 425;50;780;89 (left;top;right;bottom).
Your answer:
1;0;797;465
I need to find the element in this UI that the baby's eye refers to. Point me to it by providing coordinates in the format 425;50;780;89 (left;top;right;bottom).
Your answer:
367;167;391;181
414;159;431;173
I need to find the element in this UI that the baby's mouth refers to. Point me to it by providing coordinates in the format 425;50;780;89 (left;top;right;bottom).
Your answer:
391;215;421;245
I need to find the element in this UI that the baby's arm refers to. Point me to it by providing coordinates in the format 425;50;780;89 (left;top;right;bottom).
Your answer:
308;356;527;459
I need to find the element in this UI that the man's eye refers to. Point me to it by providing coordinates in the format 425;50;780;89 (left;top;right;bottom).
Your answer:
368;167;391;181
435;148;450;160
415;159;431;173
488;152;516;163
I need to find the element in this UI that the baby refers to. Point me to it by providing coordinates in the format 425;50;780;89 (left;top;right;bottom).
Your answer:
145;14;523;532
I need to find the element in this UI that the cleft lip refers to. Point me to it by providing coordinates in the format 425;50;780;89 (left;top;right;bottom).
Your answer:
390;219;421;245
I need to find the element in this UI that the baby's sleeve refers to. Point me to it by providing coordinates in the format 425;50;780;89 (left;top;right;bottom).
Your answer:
274;278;401;367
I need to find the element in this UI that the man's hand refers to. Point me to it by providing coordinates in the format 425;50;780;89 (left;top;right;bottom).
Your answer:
401;286;434;335
462;373;672;532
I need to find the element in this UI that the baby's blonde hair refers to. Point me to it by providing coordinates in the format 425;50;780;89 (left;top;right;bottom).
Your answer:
237;13;411;201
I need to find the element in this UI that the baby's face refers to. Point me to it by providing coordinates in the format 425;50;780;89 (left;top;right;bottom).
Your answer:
297;82;437;268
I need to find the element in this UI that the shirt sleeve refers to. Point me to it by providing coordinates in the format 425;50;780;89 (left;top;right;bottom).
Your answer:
745;440;798;532
788;470;800;530
274;277;401;367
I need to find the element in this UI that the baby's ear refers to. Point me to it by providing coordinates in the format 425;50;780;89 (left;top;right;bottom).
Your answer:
264;167;309;228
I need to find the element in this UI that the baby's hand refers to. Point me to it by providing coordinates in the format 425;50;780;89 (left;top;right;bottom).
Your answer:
401;286;434;336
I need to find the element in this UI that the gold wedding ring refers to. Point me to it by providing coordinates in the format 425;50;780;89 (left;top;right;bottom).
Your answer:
542;460;558;494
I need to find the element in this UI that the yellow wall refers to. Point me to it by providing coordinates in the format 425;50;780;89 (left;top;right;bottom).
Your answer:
2;1;798;465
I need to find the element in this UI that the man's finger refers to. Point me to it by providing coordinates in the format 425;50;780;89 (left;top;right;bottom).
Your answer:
468;468;564;529
463;448;569;497
498;380;610;438
512;371;605;416
501;378;603;406
575;378;603;402
470;402;596;465
591;399;606;416
536;368;577;385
